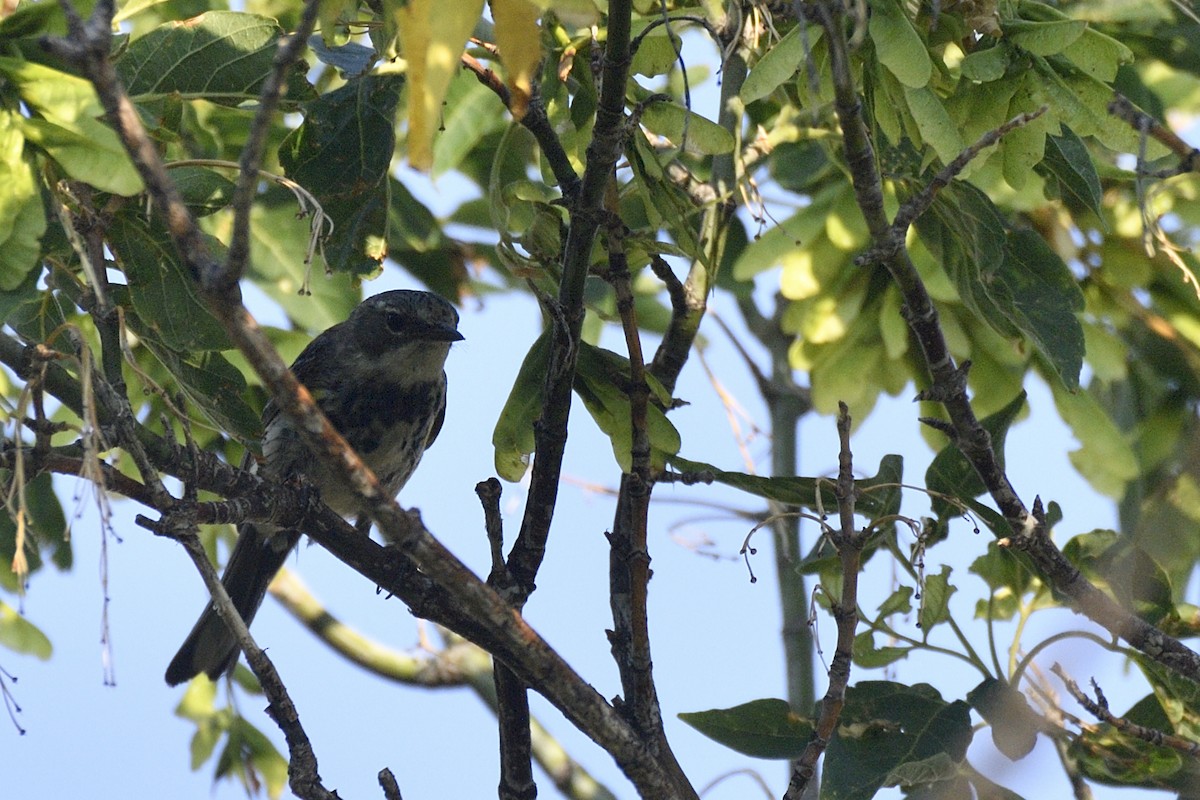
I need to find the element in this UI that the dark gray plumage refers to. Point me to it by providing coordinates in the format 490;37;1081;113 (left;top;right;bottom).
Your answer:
165;290;461;685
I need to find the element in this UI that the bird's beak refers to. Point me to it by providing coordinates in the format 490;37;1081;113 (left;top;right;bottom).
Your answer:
427;325;465;343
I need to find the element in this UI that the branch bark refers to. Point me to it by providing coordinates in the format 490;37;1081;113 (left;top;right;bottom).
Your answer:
807;0;1200;686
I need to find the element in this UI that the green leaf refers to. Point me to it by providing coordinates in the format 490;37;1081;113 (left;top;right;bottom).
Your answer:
669;453;903;519
1068;725;1184;788
967;678;1040;760
279;73;404;274
960;44;1010;83
918;565;956;631
741;24;823;103
573;342;682;473
903;86;966;164
0;57;143;196
1063;27;1133;82
494;333;683;479
1050;383;1139;497
630;22;681;77
174;672;218;723
969;541;1032;601
638;101;736;156
732;182;844;280
492;332;548;481
868;0;931;88
107;212;231;352
0;602;52;659
1006;19;1086;56
386;175;465;299
143;341;262;444
116;11;311;106
169;165;236;217
679;698;813;760
433;73;505;176
878;585;914;617
994;229;1085;388
1037;125;1105;225
0;261;43;322
925;391;1027;522
0;0;96;40
0;472;71;590
916;183;1084;389
823;682;972;800
0;110;46;291
852;630;911;668
20;117;140;195
204;190;361;331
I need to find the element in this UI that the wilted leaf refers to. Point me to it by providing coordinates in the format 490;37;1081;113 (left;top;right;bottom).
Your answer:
394;0;486;170
492;0;541;117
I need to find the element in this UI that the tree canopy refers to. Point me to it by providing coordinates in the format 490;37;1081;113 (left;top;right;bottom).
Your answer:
6;0;1200;798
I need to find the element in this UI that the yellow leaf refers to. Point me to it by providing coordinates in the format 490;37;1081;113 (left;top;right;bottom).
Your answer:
491;0;541;119
393;0;485;170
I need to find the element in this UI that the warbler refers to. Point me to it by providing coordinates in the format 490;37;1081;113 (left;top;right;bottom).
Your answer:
165;290;462;685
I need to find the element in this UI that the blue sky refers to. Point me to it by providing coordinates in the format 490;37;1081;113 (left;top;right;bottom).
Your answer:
5;261;1158;798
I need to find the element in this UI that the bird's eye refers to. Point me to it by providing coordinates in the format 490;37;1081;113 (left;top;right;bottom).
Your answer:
385;310;406;333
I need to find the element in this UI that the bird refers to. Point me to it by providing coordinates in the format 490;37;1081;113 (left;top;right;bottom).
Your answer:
165;290;463;685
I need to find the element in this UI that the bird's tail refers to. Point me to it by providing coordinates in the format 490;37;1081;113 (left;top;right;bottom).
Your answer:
164;523;296;685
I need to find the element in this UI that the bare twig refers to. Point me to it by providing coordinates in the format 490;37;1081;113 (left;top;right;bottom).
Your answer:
145;513;337;800
1052;662;1200;757
224;0;321;287
460;53;581;198
1108;93;1200;174
784;403;862;799
603;220;663;739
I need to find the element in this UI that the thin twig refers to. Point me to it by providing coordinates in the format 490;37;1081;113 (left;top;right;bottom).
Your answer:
224;0;322;288
145;513;338;800
785;403;862;799
1052;662;1200;757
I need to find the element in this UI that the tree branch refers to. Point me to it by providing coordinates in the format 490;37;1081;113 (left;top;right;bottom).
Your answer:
506;0;636;597
1052;662;1200;757
145;512;337;800
808;0;1200;687
785;403;862;799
